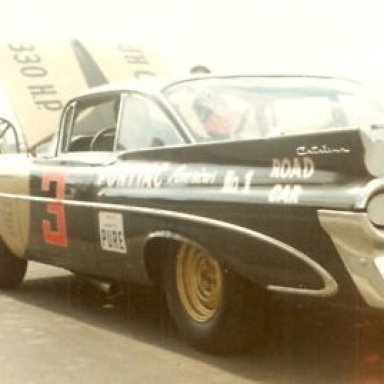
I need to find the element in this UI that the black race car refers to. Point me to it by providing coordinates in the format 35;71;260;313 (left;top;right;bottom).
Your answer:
1;74;384;353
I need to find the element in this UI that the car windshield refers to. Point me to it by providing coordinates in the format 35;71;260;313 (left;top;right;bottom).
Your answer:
163;76;384;142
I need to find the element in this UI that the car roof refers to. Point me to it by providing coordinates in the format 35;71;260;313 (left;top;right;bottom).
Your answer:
67;74;202;101
68;74;358;104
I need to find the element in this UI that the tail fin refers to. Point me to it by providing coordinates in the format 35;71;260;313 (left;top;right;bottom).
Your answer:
71;39;108;87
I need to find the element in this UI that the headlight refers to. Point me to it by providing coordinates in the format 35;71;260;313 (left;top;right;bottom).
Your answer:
368;194;384;227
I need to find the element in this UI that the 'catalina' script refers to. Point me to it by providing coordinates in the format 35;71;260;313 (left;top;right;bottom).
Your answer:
296;145;350;156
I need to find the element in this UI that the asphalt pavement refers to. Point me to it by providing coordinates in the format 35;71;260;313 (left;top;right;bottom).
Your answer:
0;262;383;384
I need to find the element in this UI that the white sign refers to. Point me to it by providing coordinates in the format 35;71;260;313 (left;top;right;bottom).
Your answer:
99;211;127;253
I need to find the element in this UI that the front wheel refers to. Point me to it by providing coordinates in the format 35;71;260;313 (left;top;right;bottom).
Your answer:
163;243;268;353
0;242;27;289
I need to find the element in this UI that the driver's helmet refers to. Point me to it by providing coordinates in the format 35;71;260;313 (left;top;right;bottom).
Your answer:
193;93;246;139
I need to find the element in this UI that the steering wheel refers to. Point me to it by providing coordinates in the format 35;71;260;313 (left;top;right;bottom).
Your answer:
90;127;116;151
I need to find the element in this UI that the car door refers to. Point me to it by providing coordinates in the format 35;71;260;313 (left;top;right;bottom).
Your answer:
27;92;121;274
28;90;185;280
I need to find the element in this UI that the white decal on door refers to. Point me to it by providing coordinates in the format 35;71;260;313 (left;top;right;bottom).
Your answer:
99;211;127;253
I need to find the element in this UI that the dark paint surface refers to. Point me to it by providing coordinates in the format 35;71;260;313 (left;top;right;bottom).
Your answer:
23;128;372;308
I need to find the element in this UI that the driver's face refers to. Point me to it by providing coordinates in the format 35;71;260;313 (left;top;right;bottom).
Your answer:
203;105;241;139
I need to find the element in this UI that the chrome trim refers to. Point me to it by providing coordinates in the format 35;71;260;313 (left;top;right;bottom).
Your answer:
354;177;384;209
319;210;384;309
360;130;384;178
146;230;201;249
3;191;338;297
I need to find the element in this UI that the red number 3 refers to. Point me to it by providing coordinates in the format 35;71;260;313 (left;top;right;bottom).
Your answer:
41;172;68;247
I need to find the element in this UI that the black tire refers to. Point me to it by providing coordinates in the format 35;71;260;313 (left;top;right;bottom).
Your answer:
0;242;27;289
163;242;268;354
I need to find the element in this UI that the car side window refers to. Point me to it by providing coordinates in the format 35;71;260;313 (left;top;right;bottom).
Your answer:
65;94;120;152
116;94;183;151
264;97;337;135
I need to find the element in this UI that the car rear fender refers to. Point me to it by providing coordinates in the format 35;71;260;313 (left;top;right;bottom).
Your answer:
142;228;338;299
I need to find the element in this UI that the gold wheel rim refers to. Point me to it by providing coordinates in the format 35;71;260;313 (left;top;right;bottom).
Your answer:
176;244;222;323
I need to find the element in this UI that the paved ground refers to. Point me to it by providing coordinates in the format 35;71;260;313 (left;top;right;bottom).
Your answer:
0;262;383;384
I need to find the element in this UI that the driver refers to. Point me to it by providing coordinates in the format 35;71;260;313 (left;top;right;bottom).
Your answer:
193;93;247;140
